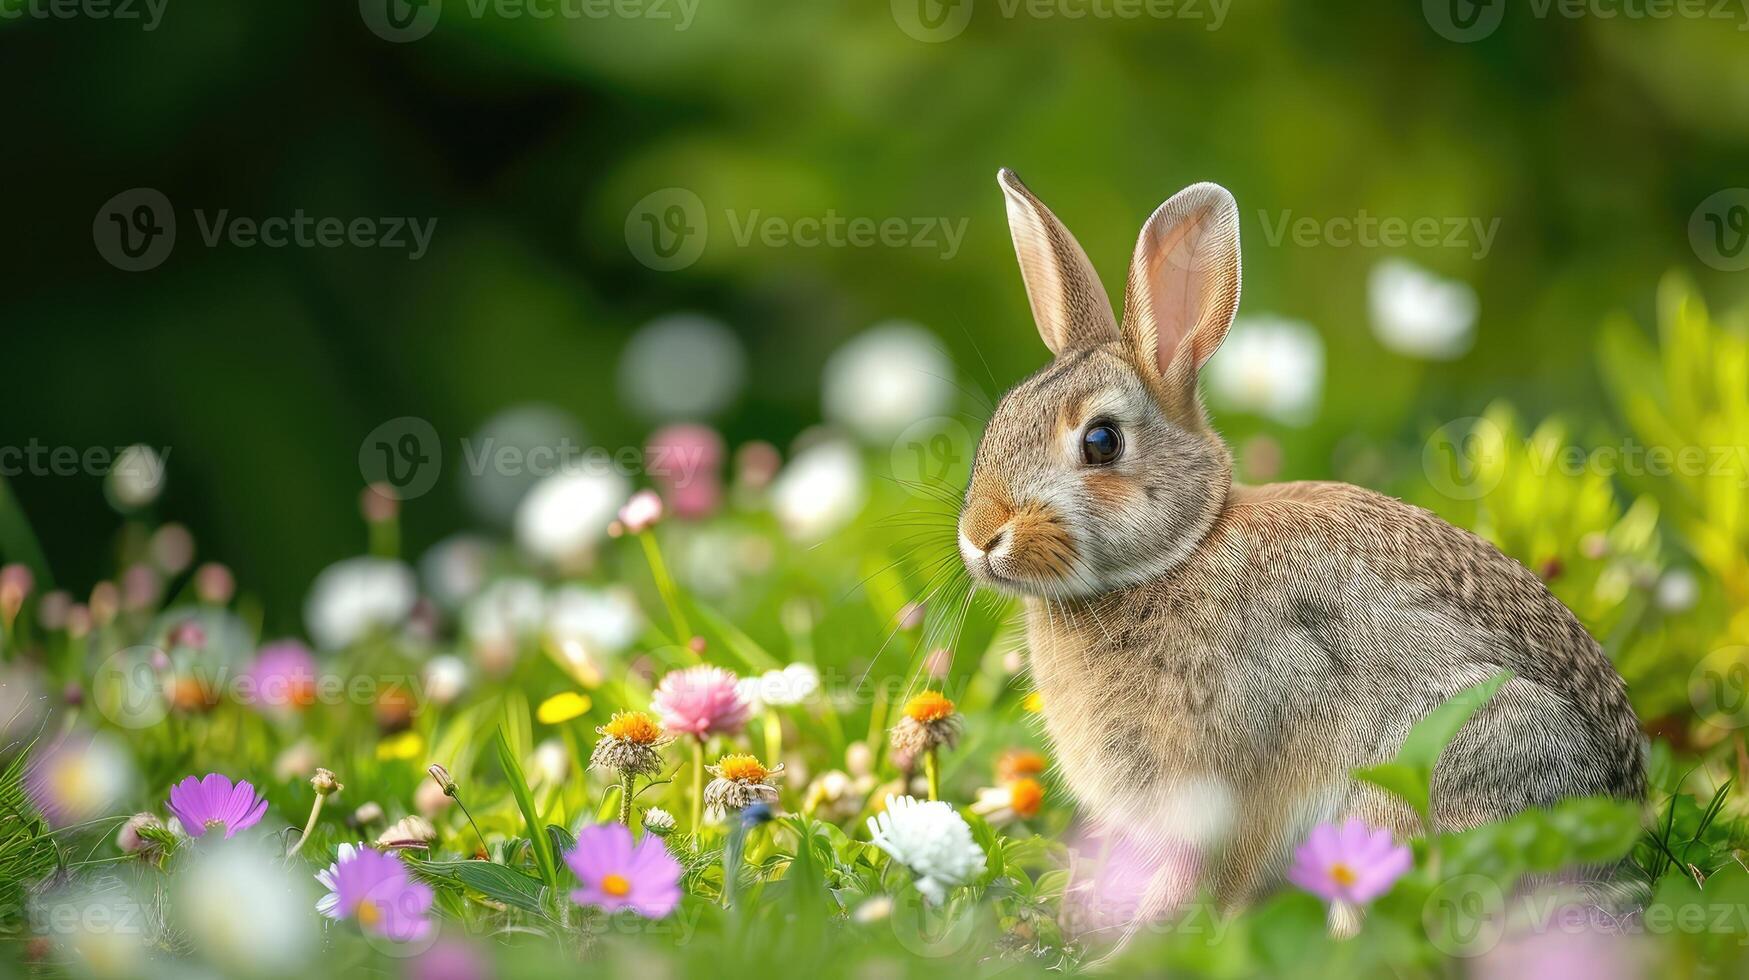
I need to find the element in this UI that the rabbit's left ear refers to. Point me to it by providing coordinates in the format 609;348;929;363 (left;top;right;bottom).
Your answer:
1120;183;1242;388
998;168;1119;355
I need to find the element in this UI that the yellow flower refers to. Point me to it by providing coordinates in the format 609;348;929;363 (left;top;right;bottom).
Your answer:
714;753;770;783
376;731;424;761
1021;691;1044;713
537;691;591;725
903;691;956;723
599;711;663;744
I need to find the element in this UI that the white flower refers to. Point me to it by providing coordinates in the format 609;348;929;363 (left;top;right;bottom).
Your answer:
619;313;748;421
544;584;642;655
461;404;586;526
617;488;664;533
738;663;821;710
866;795;988;906
1656;569;1699;613
25;733;137;827
176;839;314;974
315;842;367;917
465;577;546;650
515;465;629;566
303;557;417;650
530;739;568;787
422;655;470;706
641;807;677;836
771;439;866;541
1368;258;1478;360
106;444;167;510
1203;314;1325;426
418;534;493;608
33;877;149;978
822;321;956;442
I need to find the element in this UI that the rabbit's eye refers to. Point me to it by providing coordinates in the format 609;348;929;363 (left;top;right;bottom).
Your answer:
1081;422;1122;466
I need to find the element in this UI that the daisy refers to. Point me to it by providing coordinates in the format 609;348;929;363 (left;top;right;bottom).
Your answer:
329;847;435;942
590;711;671;778
315;842;368;917
1286;818;1412;906
167;773;270;839
866;795;987;906
702;753;784;823
564;823;682;918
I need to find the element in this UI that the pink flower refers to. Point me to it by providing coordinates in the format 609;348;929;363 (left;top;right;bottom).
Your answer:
244;641;320;715
1286;818;1411;905
330;846;434;942
647;424;724;518
564;823;682;917
652;665;750;738
166;773;269;839
617;489;665;534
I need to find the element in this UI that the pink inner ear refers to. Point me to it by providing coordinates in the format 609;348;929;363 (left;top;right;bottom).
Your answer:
1128;192;1240;381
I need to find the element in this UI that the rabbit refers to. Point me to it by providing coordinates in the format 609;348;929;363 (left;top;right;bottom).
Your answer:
958;169;1646;930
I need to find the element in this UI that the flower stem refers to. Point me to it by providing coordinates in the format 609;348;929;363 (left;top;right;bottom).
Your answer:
637;531;693;648
690;737;706;835
453;794;491;858
618;771;635;827
286;790;329;857
923;748;940;802
763;707;781;767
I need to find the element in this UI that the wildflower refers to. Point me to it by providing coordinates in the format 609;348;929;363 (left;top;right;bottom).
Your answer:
167;773;269;840
618;313;747;422
866;795;987;906
889;691;963;781
106;444;167;510
422;654;470;706
1021;691;1044;713
995;748;1048;785
803;770;865;822
303;557;417;650
194;562;236;605
117;812;169;859
121;563;163;612
427;764;457;796
377;731;424;761
564;822;682;918
150;523;195;574
174;840;316;974
1286;818;1412;906
737;663;821;710
653;665;751;738
243;641;319;716
770;438;866;542
734;440;781;492
1368;258;1477;361
315;842;366;917
311;768;342;796
544;584;642;658
25;733;136;828
537;691;592;725
1202;314;1325;426
330;847;435;942
353;802;385;827
648;424;726;519
0;563;32;623
822;321;955;442
971;777;1045;825
616;488;665;535
378;815;437;850
515;466;629;568
641;807;677;837
590;711;670;778
530;740;569;788
703;753;784;822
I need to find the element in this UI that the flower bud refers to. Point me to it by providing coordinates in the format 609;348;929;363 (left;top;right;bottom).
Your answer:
427;763;457;796
311;768;342;796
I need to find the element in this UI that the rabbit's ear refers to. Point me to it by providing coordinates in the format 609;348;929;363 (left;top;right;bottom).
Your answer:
1120;183;1241;388
998;168;1118;354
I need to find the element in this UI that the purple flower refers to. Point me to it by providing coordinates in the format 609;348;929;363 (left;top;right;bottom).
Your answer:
244;641;320;715
166;773;269;839
651;665;749;739
564;823;682;918
1286;818;1412;905
330;847;434;942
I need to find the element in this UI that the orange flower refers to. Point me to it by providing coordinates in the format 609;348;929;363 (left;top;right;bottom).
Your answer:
714;753;770;783
600;711;664;745
995;748;1048;784
1007;777;1044;819
903;691;956;723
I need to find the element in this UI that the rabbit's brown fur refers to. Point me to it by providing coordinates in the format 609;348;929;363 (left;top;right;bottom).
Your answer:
962;171;1644;916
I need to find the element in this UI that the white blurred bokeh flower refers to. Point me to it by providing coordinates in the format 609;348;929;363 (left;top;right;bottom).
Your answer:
770;438;865;542
419;534;494;609
461;404;586;527
105;444;166;511
1203;314;1325;426
545;584;642;656
303;557;418;650
515;465;629;568
822;321;956;443
619;313;747;421
25;732;136;828
738;663;821;711
1368;258;1478;360
173;839;315;975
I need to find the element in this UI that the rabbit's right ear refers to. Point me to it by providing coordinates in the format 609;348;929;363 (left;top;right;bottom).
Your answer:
998;169;1118;355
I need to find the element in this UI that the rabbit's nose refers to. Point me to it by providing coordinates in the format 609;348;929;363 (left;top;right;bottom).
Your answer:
959;496;1013;557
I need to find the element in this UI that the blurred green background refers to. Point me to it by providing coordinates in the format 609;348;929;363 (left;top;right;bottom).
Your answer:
2;0;1746;626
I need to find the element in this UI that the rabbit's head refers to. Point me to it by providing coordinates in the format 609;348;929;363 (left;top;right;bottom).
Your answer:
959;170;1242;599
